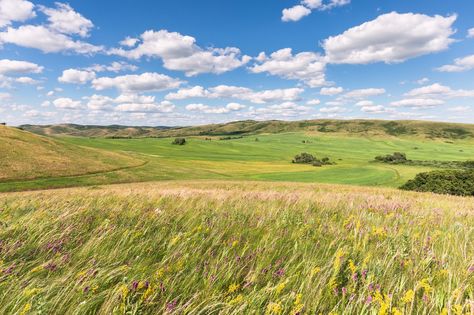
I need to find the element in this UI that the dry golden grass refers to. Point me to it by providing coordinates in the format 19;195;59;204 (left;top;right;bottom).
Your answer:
0;126;141;181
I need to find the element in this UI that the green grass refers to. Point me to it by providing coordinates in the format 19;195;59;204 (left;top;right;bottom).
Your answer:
1;181;473;314
2;132;472;192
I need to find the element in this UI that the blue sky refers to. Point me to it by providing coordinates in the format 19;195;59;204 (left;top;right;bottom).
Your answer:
0;0;473;126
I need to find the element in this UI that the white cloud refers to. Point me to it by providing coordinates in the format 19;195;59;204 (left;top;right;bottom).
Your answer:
320;86;343;95
416;77;430;85
15;76;38;84
186;102;245;114
319;106;346;113
165;85;304;104
447;106;471;112
339;88;385;100
282;0;350;22
39;2;93;37
468;28;474;38
85;61;137;73
0;59;43;74
355;100;374;107
390;98;444;108
281;5;311;22
0;0;35;27
323;12;456;64
116;100;175;113
165;86;209;100
53;97;82;109
110;29;250;76
405;83;474;99
58;69;96;84
307;99;321;105
0;92;11;100
360;105;390;113
0;25;103;54
120;36;138;47
91;72;183;92
436;54;474;72
250;48;326;87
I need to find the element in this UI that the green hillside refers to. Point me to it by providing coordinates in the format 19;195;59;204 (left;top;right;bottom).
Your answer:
0;125;142;181
20;119;474;139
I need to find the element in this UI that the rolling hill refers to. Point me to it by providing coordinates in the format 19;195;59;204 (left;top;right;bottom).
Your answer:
0;125;142;181
20;119;474;139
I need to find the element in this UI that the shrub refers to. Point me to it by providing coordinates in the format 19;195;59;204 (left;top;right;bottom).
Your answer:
292;153;333;166
400;170;474;196
172;138;186;145
292;153;317;164
375;152;408;163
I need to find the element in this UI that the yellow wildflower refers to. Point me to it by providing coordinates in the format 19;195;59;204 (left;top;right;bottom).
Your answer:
348;259;357;274
275;281;287;295
266;302;282;315
19;303;31;315
229;294;243;305
29;265;43;273
402;289;414;304
417;278;432;294
391;307;402;315
232;240;239;247
452;304;463;315
23;288;42;298
291;294;304;315
311;266;321;276
228;283;240;294
439;308;448;315
142;284;155;302
156;267;165;279
333;248;345;272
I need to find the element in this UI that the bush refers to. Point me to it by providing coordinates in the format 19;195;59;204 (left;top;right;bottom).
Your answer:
292;153;333;166
375;152;408;163
400;170;474;196
172;138;186;145
292;153;317;164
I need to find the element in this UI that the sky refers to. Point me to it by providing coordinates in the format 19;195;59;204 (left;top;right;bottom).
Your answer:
0;0;473;126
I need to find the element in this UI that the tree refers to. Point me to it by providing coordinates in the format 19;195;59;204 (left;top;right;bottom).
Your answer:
172;138;186;145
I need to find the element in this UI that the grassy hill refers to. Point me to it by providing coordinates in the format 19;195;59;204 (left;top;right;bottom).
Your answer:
19;119;474;139
0;125;142;181
2;129;474;192
1;180;473;314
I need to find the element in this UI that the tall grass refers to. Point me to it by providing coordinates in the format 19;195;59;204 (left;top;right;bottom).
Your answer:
0;181;473;314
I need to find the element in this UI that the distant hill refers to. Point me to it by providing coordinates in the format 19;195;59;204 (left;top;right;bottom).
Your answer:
0;125;141;181
19;119;474;140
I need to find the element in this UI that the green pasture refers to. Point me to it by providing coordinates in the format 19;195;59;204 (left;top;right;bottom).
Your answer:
2;132;473;191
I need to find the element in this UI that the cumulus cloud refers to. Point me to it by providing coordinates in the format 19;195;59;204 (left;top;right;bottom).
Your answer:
119;36;138;47
405;83;474;99
390;98;445;108
281;5;311;22
115;100;175;113
338;88;385;100
319;106;346;113
436;55;474;72
320;86;343;95
307;99;321;105
250;48;327;87
323;12;456;64
85;93;176;113
468;28;474;38
58;69;96;84
0;25;103;54
91;72;183;92
0;59;43;74
186;102;245;114
53;97;83;109
0;0;35;27
360;104;391;114
282;0;350;22
38;2;93;37
110;30;250;76
165;85;304;104
85;61;137;73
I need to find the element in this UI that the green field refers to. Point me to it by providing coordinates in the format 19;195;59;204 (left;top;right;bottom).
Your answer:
2;131;473;192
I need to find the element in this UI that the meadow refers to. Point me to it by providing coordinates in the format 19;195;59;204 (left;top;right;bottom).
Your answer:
2;131;474;192
1;180;473;314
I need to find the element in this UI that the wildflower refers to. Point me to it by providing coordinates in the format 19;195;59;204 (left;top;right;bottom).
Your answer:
228;283;240;294
291;294;304;315
452;304;463;315
266;302;282;314
232;240;239;247
333;248;345;272
142;283;155;302
274;268;285;277
348;259;357;274
310;266;321;276
23;288;42;298
229;294;243;305
30;265;43;273
417;278;432;295
156;267;165;279
19;303;31;315
275;280;287;294
402;289;414;304
166;300;177;312
391;307;402;315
